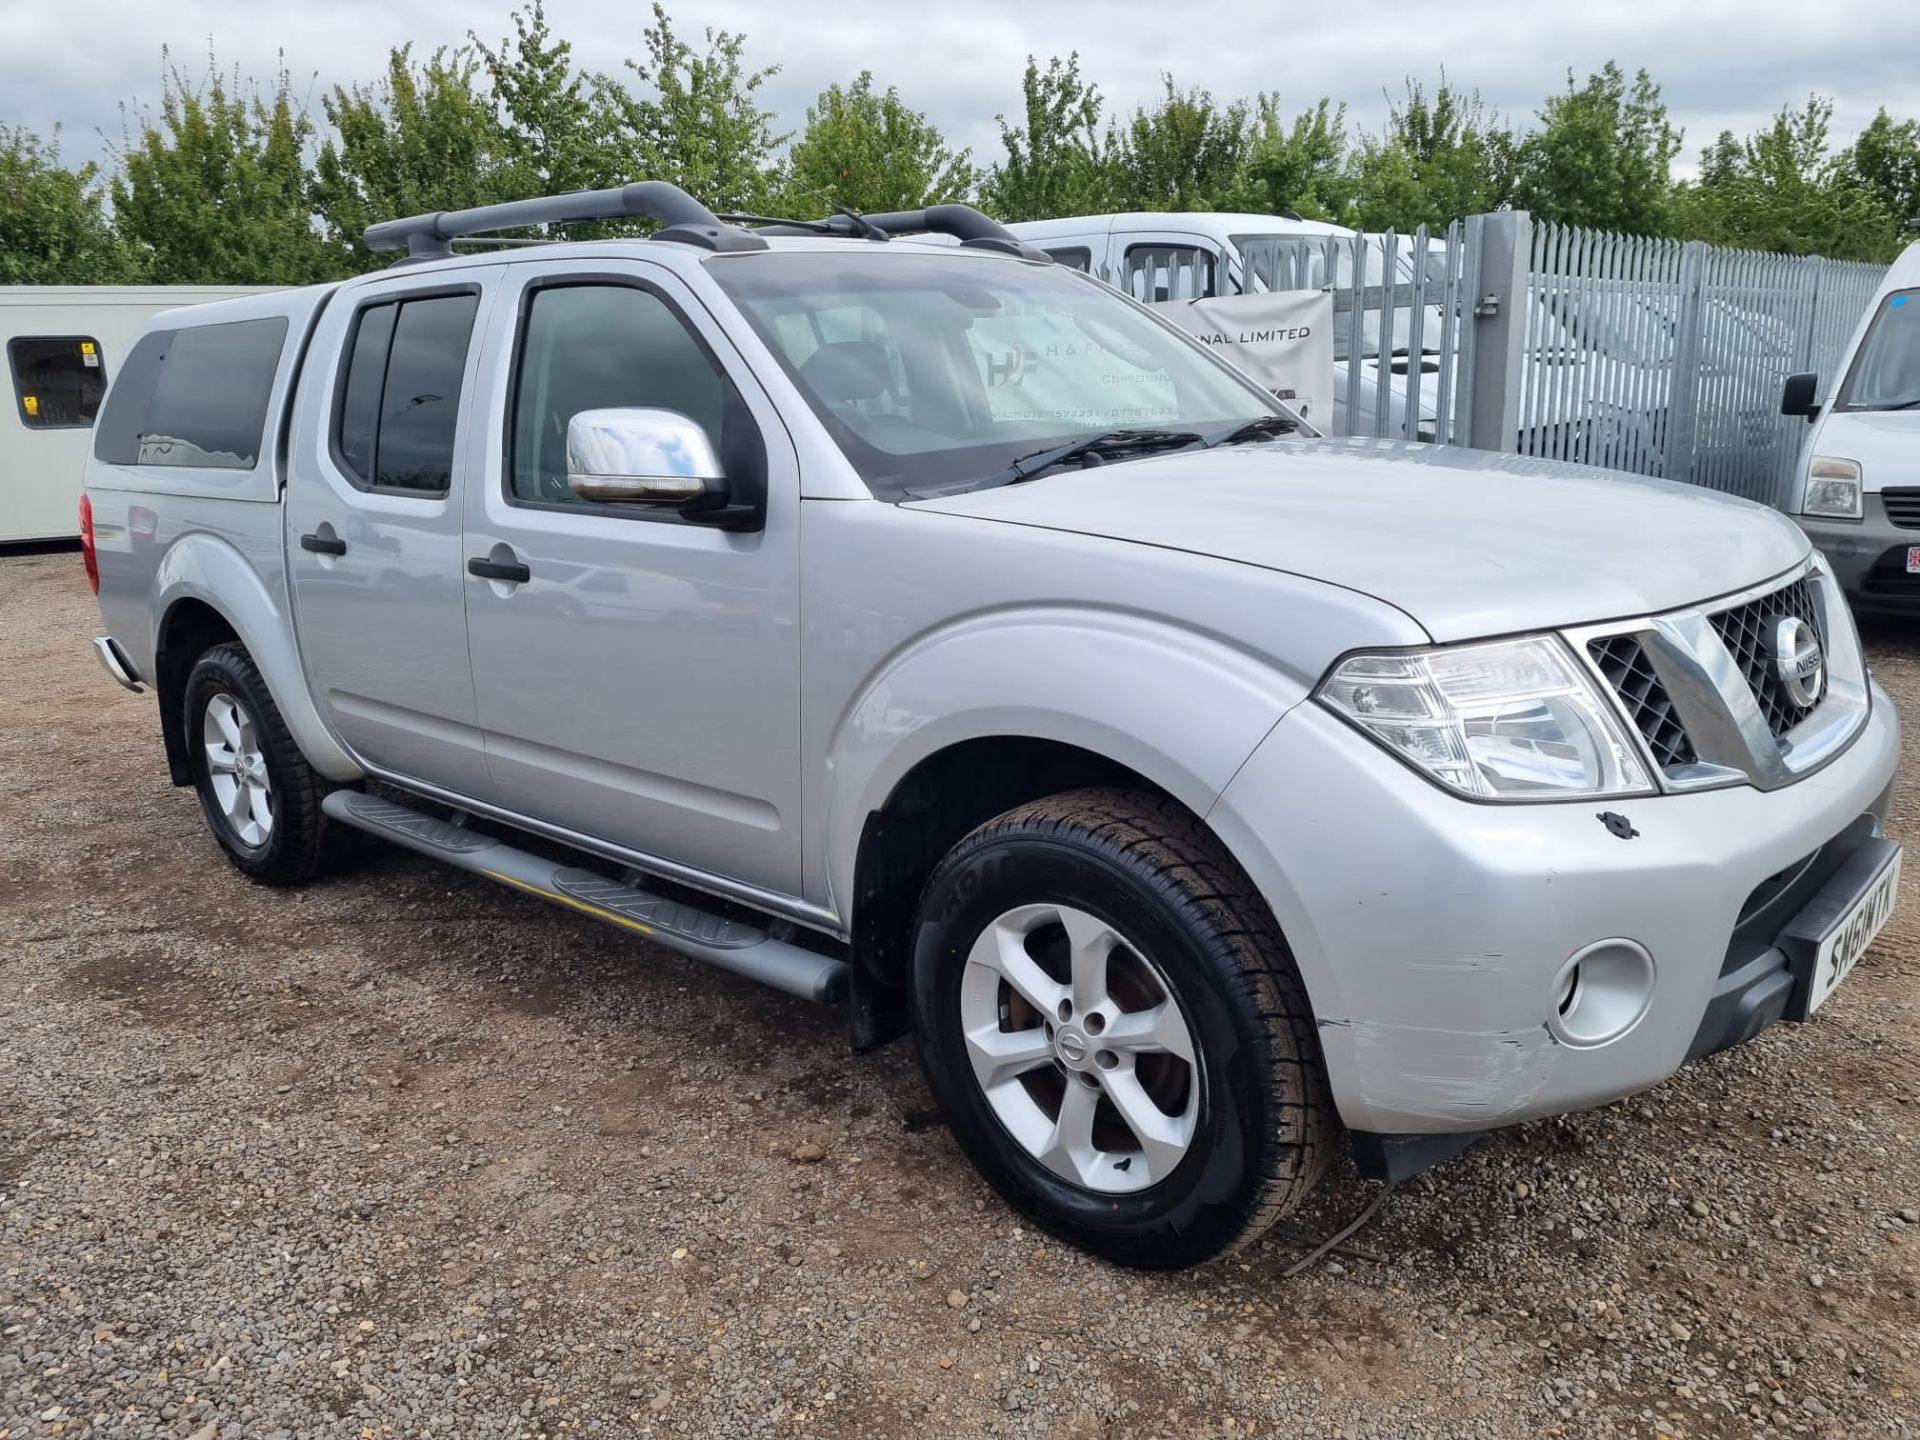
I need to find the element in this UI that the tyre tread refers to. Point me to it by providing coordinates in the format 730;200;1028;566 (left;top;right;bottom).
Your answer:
187;642;331;886
932;786;1333;1258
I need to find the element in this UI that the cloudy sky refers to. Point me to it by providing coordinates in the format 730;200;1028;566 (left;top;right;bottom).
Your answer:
5;0;1917;182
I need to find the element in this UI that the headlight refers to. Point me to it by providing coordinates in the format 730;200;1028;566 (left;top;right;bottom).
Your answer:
1316;635;1655;801
1803;457;1862;519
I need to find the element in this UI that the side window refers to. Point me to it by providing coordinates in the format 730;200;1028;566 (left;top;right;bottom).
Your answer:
335;303;397;482
9;337;107;429
1042;247;1093;273
509;283;752;511
93;331;169;465
121;318;288;470
1122;244;1218;302
332;292;479;494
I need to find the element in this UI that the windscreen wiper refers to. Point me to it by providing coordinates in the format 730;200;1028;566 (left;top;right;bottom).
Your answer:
967;427;1205;492
1206;414;1300;447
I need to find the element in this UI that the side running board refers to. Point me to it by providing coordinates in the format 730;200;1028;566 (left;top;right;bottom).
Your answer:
320;791;848;1004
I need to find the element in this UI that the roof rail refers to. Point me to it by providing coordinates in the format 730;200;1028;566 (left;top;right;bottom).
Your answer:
363;181;769;262
760;204;1051;261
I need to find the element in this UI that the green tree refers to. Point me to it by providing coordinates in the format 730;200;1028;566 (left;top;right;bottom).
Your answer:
981;54;1115;221
1347;77;1515;231
0;126;137;283
1233;97;1352;221
1513;62;1681;235
1838;107;1920;238
782;72;975;214
111;51;333;284
474;2;612;199
1108;77;1256;212
1677;97;1902;260
313;44;517;269
599;3;786;214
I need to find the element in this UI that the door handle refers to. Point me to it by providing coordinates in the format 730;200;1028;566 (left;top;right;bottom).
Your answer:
300;531;347;556
468;554;531;585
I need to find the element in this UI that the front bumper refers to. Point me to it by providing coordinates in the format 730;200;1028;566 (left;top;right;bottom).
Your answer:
1209;680;1901;1137
1799;496;1920;611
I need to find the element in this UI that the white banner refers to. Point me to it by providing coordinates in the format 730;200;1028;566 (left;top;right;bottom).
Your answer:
1153;290;1335;427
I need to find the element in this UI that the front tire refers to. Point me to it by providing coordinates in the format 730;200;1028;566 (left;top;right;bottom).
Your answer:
910;788;1333;1269
183;642;331;885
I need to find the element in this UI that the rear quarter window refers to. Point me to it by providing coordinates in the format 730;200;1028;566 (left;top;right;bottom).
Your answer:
93;316;288;470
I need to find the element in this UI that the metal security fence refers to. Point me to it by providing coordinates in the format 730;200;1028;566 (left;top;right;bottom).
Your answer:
1515;224;1886;504
1100;210;1885;508
1239;227;1468;443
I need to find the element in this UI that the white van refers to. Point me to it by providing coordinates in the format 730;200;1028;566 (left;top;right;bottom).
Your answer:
1785;240;1920;609
2;287;266;542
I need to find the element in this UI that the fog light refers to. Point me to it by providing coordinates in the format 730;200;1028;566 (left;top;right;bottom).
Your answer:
1548;939;1655;1048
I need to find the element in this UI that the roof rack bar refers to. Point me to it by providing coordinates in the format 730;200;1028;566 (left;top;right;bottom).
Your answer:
363;181;767;261
792;204;1051;260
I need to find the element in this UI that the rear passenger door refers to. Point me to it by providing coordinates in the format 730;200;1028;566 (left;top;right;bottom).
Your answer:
286;273;495;796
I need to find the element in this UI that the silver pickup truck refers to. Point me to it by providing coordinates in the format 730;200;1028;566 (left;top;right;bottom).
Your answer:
81;182;1902;1269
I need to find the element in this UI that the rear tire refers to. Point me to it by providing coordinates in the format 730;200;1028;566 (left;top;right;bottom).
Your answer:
183;642;332;885
909;787;1333;1269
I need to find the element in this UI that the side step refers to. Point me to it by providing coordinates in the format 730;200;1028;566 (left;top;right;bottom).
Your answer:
321;791;848;1004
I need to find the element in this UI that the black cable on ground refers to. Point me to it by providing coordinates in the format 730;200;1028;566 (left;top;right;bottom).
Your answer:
1280;1182;1398;1279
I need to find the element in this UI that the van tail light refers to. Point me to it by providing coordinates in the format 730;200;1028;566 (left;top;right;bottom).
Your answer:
79;493;100;594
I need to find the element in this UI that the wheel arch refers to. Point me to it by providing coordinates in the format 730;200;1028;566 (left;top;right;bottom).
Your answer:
153;597;240;785
843;731;1294;1051
822;612;1314;1050
150;534;361;786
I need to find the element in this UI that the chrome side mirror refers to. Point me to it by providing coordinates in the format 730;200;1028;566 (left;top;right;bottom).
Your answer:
566;408;724;505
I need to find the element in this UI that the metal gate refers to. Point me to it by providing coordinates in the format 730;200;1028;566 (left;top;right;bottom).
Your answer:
1515;224;1886;504
1106;212;1887;508
1116;227;1473;443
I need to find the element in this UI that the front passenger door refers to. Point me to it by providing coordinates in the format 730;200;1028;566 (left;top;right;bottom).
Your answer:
461;261;803;898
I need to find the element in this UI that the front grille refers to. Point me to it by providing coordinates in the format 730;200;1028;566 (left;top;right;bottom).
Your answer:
1862;549;1920;600
1882;488;1920;529
1587;633;1697;768
1708;577;1825;740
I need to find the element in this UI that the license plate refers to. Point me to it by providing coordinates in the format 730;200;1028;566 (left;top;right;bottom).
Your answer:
1804;847;1901;1013
1907;545;1920;574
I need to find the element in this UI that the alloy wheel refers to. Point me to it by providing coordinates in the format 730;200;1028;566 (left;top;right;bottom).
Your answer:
202;691;275;848
958;902;1200;1194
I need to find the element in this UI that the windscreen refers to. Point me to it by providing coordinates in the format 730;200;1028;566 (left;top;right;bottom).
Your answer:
1837;290;1920;411
708;250;1283;497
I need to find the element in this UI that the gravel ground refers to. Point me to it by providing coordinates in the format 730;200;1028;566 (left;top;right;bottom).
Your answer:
2;546;1918;1440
